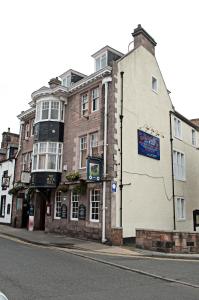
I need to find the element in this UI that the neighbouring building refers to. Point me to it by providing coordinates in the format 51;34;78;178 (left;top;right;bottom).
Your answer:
0;129;19;224
11;108;35;228
11;25;199;247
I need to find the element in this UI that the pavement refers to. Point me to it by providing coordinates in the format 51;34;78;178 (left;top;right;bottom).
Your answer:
1;224;199;259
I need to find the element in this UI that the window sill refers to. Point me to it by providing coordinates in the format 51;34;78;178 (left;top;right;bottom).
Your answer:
173;135;183;141
152;89;158;94
90;219;99;223
176;218;186;222
174;178;186;182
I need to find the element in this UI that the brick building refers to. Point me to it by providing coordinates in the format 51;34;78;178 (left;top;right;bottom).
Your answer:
12;47;122;243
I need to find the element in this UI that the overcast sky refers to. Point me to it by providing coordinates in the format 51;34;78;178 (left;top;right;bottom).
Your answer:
0;0;198;137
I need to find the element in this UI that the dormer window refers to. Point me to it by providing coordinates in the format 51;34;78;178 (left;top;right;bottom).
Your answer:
62;75;71;87
95;53;107;72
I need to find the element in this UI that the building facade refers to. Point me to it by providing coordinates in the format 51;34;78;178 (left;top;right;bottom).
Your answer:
11;25;199;244
0;129;19;224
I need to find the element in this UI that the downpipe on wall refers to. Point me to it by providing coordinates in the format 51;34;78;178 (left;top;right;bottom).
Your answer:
102;77;112;243
120;72;124;228
169;111;176;230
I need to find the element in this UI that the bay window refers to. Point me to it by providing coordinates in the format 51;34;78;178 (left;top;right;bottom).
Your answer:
32;142;63;172
35;99;64;122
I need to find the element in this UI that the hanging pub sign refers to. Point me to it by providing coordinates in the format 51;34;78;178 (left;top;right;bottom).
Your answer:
87;157;103;182
78;204;86;220
61;204;67;219
138;130;160;160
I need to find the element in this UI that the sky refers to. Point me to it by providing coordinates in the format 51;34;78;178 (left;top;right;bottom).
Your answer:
0;0;199;138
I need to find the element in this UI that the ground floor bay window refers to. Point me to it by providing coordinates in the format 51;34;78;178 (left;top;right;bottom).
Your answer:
32;142;63;172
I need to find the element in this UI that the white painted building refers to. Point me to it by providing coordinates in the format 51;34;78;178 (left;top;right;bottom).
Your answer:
0;130;19;224
112;25;199;239
0;160;16;223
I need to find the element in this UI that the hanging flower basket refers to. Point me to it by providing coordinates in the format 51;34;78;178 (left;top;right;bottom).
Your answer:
65;171;80;182
8;182;26;196
56;184;68;193
72;181;87;195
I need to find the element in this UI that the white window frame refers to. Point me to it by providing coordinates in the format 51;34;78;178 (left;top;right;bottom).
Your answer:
81;94;88;116
176;197;186;221
25;123;30;139
152;76;158;93
192;129;196;146
62;75;71;87
22;152;32;172
90;189;100;222
54;191;62;219
79;135;87;169
95;52;107;72
174;117;182;140
91;87;99;112
70;191;79;221
173;150;185;181
35;98;64;123
90;132;98;156
30;119;35;136
0;195;6;218
32;142;63;172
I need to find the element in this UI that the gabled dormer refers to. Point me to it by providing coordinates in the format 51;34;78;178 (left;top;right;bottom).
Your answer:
59;69;86;88
92;45;123;72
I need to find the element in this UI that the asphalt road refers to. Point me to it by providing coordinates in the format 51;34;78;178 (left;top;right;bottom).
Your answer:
0;236;199;300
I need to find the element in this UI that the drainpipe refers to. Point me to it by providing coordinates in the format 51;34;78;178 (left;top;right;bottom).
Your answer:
169;111;176;230
119;72;124;228
15;120;24;158
102;76;112;243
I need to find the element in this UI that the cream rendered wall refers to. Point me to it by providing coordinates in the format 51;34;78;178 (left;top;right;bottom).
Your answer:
114;46;174;238
172;117;199;231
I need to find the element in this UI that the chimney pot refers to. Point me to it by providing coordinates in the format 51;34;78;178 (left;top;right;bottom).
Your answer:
48;77;61;89
132;24;157;56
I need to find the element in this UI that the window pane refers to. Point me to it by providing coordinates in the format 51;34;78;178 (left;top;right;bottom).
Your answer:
33;155;37;170
71;191;79;219
55;191;61;218
81;94;88;116
90;190;100;221
96;57;100;71
50;101;59;119
48;142;57;153
92;88;99;112
40;143;47;153
47;154;56;169
42;101;49;119
101;54;106;68
38;154;46;169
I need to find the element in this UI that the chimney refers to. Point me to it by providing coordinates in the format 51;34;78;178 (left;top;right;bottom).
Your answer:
132;24;157;56
48;77;61;89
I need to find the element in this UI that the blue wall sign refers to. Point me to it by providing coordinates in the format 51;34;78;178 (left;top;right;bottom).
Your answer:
138;130;160;160
112;182;117;192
